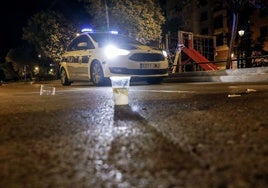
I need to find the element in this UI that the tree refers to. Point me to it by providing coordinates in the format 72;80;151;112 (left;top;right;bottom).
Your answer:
163;0;191;33
5;46;36;80
22;10;78;65
81;0;165;44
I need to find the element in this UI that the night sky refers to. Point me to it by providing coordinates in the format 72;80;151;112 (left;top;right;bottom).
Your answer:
0;0;89;58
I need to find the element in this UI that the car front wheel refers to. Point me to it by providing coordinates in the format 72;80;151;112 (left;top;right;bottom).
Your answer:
60;68;71;86
90;62;105;86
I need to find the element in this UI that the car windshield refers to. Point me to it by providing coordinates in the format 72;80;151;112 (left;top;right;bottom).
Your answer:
89;33;142;47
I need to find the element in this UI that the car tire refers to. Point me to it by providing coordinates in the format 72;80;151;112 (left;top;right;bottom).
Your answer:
146;77;163;84
90;62;105;86
60;68;71;86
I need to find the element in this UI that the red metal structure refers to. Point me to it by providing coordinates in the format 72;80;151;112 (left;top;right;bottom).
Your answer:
182;47;219;71
173;31;219;72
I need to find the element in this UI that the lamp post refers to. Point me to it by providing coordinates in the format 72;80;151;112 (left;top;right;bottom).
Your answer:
238;30;245;68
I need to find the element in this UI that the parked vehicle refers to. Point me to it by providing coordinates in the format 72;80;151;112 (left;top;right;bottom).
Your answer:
59;30;169;86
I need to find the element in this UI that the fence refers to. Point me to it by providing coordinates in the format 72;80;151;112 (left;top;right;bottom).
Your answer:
165;31;268;73
168;55;268;73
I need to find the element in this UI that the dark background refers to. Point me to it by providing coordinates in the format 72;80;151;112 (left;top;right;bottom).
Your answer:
0;0;89;58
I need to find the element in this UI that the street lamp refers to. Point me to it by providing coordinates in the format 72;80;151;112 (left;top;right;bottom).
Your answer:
238;30;245;37
237;30;245;68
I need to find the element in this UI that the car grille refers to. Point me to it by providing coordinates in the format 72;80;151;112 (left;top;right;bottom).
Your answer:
129;53;165;62
109;67;168;75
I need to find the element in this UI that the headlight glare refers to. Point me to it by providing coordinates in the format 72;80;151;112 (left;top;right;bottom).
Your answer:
162;50;168;57
104;45;130;59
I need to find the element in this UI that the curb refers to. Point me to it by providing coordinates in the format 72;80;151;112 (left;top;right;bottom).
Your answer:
164;67;268;83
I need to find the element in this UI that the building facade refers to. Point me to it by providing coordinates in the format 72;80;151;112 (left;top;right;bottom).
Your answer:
164;0;268;68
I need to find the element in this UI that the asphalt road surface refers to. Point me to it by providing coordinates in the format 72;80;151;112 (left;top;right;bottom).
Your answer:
0;80;268;188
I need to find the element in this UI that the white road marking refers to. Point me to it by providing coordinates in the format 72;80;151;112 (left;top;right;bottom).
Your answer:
129;89;195;93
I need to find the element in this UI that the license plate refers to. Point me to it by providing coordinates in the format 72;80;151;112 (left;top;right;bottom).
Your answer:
140;63;160;69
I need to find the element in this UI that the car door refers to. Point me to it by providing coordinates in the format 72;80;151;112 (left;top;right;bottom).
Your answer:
65;35;94;80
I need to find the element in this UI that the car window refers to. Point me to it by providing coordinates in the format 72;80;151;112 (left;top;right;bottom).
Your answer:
89;33;141;48
81;56;89;63
67;35;95;51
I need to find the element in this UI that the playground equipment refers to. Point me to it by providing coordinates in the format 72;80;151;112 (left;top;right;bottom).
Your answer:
170;31;219;73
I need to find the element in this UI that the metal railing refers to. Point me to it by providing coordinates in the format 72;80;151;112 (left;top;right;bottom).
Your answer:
168;55;268;73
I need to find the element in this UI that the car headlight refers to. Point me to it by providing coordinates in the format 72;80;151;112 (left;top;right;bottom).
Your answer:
104;45;130;59
162;50;168;57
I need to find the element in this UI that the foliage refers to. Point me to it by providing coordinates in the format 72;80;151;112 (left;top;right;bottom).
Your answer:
5;46;36;64
0;61;18;81
22;10;78;64
162;0;199;34
81;0;165;43
5;46;36;79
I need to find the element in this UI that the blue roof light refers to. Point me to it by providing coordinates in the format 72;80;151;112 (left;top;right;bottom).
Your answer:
109;30;118;35
81;28;93;33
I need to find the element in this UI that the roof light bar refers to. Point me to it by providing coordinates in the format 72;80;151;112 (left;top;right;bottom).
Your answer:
109;30;118;35
81;28;93;33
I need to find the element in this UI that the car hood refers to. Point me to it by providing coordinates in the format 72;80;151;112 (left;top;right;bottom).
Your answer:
118;43;161;52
